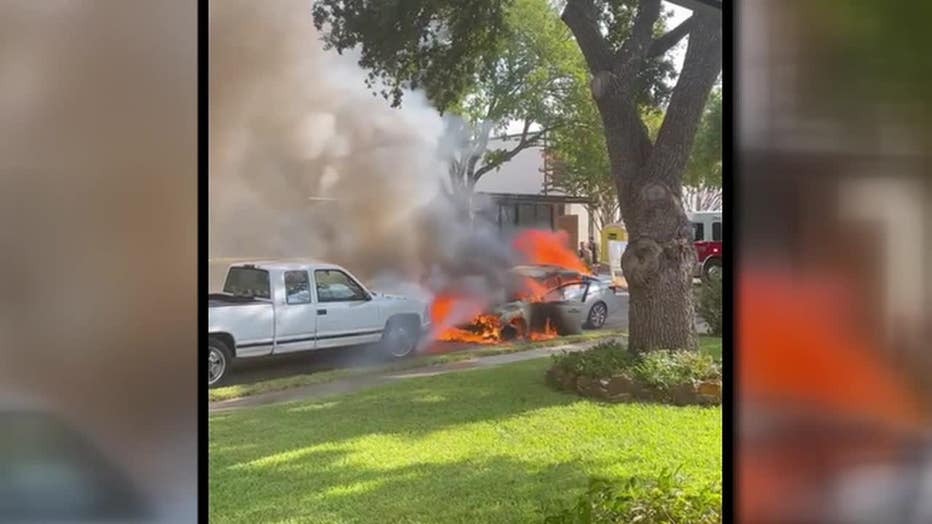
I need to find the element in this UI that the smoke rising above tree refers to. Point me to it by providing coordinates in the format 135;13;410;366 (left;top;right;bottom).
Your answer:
209;0;515;288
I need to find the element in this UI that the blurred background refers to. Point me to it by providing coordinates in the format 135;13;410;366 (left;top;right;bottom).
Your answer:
0;0;196;522
738;0;932;521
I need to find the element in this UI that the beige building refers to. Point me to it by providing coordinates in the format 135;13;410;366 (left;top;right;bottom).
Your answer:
473;135;598;249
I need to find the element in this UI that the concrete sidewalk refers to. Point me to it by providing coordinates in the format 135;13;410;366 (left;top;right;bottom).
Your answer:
209;338;617;414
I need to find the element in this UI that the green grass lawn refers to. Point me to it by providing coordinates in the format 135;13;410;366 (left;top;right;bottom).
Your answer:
210;340;722;523
699;335;722;360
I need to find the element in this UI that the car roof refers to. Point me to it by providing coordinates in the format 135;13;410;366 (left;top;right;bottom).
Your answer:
511;265;592;279
228;258;342;271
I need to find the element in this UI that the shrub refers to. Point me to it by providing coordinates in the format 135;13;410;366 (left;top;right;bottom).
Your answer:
550;341;634;379
632;350;721;392
696;272;723;336
543;468;722;524
548;342;722;405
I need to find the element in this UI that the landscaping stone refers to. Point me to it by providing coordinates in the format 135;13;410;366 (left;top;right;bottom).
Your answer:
697;394;719;405
547;365;721;407
606;392;632;402
671;384;696;406
696;380;722;397
605;375;633;396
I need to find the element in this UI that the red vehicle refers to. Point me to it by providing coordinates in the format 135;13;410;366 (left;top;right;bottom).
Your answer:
688;210;722;280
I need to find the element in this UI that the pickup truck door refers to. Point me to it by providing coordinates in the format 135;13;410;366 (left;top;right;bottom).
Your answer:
272;269;318;353
313;268;383;349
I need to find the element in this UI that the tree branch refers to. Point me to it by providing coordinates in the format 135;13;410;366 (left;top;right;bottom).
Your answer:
464;120;495;184
473;122;557;182
614;0;662;67
561;0;614;73
648;11;722;183
648;15;695;58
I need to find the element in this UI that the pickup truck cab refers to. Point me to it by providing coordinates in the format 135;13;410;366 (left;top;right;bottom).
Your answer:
208;260;430;386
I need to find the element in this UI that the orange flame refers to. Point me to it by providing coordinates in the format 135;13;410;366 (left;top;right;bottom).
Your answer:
515;277;550;302
512;229;590;274
429;290;561;346
429;293;499;344
529;318;558;341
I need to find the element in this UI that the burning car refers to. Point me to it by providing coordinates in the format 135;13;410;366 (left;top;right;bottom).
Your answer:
431;265;620;345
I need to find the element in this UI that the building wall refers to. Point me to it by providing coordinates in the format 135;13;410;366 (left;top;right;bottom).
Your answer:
473;136;599;244
473;137;548;196
565;203;593;242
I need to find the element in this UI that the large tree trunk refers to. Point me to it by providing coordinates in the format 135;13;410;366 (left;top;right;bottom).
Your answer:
618;166;698;352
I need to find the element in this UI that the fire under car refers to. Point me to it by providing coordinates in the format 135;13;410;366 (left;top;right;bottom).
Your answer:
441;265;623;343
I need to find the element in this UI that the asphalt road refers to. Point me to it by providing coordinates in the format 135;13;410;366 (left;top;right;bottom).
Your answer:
217;292;631;387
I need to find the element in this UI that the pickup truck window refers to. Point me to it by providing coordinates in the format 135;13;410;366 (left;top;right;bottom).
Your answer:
223;267;270;299
315;269;368;302
284;270;311;304
712;222;722;241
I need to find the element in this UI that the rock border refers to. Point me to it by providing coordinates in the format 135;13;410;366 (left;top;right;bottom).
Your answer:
546;366;721;406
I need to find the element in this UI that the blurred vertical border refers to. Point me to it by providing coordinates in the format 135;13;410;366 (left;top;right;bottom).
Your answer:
0;0;199;521
736;0;932;521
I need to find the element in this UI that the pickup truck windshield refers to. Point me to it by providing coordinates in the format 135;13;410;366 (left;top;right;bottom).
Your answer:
223;267;270;299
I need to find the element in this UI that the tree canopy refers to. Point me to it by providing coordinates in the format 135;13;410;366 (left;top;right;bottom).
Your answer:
442;0;585;193
312;0;512;112
684;86;721;188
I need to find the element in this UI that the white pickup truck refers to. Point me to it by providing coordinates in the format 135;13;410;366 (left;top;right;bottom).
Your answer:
208;260;430;386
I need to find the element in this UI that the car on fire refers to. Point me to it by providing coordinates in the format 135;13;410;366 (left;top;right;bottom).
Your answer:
445;265;621;342
207;260;430;386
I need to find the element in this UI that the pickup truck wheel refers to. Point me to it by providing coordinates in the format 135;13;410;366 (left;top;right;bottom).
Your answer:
208;338;232;387
382;318;418;358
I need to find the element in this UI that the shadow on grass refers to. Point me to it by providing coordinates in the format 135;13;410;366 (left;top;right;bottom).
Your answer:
210;449;614;523
210;360;578;464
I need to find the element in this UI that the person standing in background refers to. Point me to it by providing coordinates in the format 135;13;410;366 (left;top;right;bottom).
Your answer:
588;237;599;269
578;241;587;264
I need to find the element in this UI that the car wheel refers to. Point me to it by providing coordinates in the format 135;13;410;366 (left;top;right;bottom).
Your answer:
585;301;608;329
703;258;722;281
208;338;232;388
382;318;418;358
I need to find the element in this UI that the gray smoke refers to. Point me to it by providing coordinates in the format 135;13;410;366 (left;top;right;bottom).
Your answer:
209;0;514;292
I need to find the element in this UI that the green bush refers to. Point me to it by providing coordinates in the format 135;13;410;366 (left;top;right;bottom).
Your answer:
632;350;721;392
696;272;723;336
543;468;722;524
550;341;633;379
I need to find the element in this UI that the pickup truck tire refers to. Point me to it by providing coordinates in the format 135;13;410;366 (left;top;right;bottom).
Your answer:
208;337;233;387
381;316;419;358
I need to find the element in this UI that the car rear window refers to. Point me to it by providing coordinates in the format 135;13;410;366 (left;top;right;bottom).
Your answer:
223;267;270;299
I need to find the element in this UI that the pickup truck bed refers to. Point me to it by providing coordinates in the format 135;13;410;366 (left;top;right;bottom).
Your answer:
208;293;265;308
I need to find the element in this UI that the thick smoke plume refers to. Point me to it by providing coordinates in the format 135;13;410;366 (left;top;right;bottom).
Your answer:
209;0;513;295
